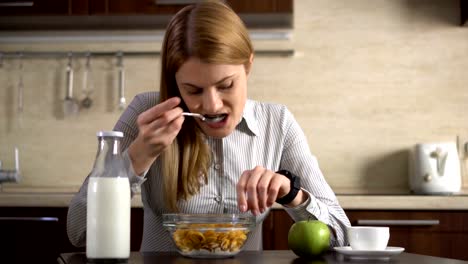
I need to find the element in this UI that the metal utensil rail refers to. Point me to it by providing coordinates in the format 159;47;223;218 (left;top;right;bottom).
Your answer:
0;49;294;59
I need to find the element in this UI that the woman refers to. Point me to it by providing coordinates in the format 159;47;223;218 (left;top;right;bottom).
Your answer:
67;0;350;251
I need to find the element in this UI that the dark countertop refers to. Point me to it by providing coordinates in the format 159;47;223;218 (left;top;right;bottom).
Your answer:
57;250;468;264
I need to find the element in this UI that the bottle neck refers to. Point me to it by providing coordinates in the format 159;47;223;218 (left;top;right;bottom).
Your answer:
93;136;125;177
98;137;121;156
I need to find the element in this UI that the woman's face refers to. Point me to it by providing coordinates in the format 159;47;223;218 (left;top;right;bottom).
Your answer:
175;57;250;138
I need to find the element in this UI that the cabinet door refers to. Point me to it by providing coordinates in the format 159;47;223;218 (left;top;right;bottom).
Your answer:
263;209;468;260
0;207;80;263
0;217;60;263
346;210;468;261
89;0;183;15
0;206;145;262
0;0;293;29
88;0;293;15
462;0;467;25
227;0;293;13
262;210;294;250
0;0;88;15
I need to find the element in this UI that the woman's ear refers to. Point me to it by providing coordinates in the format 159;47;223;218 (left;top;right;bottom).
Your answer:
245;53;254;76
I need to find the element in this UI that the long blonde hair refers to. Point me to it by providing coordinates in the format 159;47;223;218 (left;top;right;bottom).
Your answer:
159;0;254;212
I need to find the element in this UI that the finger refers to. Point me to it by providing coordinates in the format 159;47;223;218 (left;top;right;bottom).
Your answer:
138;97;181;124
245;166;263;215
256;170;274;212
146;106;184;132
237;170;251;212
155;118;185;157
266;174;284;207
138;110;182;147
148;114;184;146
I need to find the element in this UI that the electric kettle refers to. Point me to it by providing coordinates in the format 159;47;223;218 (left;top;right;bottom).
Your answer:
409;142;461;195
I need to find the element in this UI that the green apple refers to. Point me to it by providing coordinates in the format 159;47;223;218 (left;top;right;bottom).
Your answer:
288;220;331;258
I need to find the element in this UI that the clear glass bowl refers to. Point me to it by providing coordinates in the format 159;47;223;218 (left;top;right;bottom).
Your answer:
162;213;256;258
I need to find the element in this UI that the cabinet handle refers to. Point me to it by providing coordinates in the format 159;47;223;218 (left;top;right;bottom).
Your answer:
0;2;34;7
155;0;200;5
356;219;440;226
0;217;58;222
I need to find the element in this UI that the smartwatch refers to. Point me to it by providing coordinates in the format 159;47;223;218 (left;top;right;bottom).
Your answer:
275;170;301;205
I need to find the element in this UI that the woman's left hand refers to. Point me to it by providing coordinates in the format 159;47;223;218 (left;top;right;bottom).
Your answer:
236;166;292;216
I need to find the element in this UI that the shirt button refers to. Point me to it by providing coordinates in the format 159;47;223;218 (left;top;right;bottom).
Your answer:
214;196;222;202
214;163;221;170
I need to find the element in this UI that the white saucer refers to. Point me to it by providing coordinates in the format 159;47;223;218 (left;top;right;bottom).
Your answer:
334;246;405;260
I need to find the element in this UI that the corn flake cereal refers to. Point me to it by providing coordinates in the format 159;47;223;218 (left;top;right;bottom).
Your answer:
172;223;249;254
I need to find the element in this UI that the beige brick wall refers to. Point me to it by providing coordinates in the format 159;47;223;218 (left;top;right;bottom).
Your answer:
0;0;467;194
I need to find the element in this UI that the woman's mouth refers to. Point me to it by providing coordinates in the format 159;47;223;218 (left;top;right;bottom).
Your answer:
203;114;228;123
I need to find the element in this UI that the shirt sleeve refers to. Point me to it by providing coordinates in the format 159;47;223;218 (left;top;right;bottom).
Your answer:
279;107;351;247
66;92;157;247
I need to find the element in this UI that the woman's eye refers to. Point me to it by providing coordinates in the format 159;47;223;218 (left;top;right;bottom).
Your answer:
219;82;233;90
185;87;203;95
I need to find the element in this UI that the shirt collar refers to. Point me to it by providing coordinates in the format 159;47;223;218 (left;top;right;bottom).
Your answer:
239;99;259;136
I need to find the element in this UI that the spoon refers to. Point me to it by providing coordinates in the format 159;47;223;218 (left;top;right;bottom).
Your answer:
117;52;126;110
81;52;93;109
182;113;227;123
182;112;206;121
63;53;79;117
17;53;24;128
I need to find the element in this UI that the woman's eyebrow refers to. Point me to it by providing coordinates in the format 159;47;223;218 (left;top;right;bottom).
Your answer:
181;74;236;88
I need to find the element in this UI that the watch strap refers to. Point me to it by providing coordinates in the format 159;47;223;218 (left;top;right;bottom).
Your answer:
275;170;301;205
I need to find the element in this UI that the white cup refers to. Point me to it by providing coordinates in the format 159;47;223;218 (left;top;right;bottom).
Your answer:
347;226;389;251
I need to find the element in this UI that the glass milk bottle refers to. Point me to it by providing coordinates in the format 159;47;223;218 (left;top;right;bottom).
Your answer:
86;131;130;263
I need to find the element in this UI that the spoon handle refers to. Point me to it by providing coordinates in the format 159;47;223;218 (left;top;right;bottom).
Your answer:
182;112;206;121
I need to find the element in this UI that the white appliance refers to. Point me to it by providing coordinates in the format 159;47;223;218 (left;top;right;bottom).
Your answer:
409;142;461;195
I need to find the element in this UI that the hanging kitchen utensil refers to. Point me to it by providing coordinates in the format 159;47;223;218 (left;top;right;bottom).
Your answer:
17;53;24;128
63;53;79;117
117;52;126;110
81;52;93;109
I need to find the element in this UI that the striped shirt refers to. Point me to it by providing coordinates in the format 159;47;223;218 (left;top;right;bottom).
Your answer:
67;91;350;251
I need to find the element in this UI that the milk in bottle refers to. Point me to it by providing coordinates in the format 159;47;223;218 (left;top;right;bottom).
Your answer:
86;131;130;263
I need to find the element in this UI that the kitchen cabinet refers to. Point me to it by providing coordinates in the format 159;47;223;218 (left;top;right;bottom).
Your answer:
346;210;468;261
262;208;294;250
0;0;88;15
0;207;143;263
0;0;293;30
262;209;468;261
88;0;292;15
462;0;468;25
3;206;468;261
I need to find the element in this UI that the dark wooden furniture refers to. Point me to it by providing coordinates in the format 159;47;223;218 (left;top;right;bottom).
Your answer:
0;207;143;264
262;209;468;261
0;0;292;15
462;0;468;25
3;207;468;262
0;0;85;15
87;0;293;15
346;210;468;261
57;250;468;264
0;0;293;30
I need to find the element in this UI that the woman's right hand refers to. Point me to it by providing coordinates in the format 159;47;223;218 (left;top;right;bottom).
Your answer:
128;97;184;175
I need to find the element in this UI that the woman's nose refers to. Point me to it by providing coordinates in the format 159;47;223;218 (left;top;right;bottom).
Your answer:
202;89;223;113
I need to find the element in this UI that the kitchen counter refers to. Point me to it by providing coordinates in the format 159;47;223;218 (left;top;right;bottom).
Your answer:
57;250;468;264
1;191;468;210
